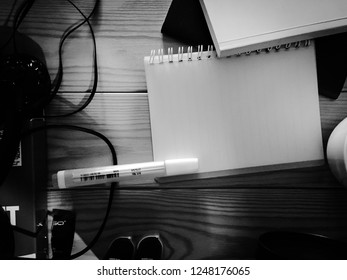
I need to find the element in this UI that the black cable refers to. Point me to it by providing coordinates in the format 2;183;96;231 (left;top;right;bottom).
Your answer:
21;124;118;259
4;0;19;27
0;0;34;53
11;210;52;238
22;123;117;165
46;0;100;117
12;0;36;53
13;0;35;30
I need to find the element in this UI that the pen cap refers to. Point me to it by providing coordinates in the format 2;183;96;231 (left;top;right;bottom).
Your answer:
164;158;198;176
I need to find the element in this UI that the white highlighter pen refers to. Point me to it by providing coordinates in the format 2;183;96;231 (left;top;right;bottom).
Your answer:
56;158;199;188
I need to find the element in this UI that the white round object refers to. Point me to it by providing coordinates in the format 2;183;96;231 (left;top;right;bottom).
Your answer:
327;117;347;186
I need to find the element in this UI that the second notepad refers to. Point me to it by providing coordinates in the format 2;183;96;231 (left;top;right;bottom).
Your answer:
144;43;324;179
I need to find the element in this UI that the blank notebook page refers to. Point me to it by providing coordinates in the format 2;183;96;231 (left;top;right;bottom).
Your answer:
144;44;324;178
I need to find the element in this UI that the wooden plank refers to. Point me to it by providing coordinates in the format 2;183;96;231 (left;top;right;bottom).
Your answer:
47;187;347;259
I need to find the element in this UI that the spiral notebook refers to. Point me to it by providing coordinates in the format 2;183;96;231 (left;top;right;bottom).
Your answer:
144;42;324;180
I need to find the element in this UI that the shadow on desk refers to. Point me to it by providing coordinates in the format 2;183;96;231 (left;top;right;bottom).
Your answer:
47;164;347;259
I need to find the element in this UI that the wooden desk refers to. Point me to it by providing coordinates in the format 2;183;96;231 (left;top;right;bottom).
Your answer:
1;0;347;259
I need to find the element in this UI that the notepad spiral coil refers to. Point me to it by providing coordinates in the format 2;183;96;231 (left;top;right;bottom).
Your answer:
145;37;323;179
148;40;311;64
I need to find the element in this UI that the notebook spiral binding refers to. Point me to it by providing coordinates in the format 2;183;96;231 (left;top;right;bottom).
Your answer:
148;40;311;64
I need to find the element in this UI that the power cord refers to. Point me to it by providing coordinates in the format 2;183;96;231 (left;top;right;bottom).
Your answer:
0;0;34;53
12;0;36;53
21;124;118;260
12;210;51;238
46;0;100;117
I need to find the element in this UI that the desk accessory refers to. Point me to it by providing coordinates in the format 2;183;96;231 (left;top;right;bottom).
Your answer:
51;209;76;259
103;235;163;260
55;158;199;188
144;42;324;179
201;0;347;57
327;117;347;187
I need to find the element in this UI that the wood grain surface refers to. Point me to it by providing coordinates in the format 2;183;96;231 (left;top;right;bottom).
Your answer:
1;0;347;259
48;185;347;259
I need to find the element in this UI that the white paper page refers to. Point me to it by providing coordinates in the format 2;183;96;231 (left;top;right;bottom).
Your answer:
145;44;323;176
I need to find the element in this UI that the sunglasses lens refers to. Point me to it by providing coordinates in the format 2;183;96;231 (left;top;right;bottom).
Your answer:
136;235;163;260
104;237;134;260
